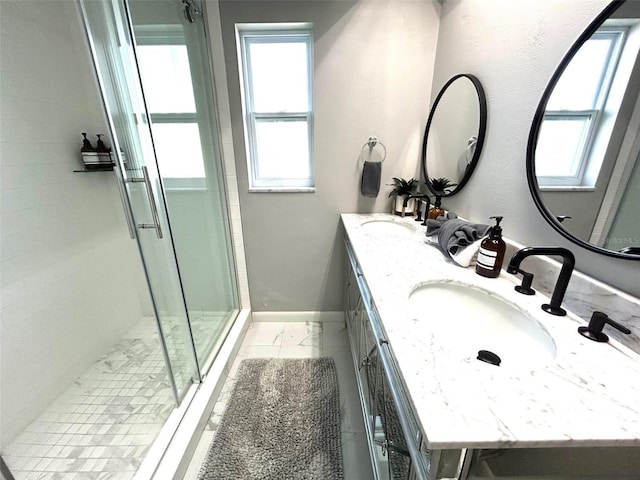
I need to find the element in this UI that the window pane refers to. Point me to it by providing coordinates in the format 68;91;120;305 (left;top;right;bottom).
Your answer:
137;45;196;113
248;40;309;113
254;119;310;179
151;123;205;178
536;117;590;177
547;36;614;111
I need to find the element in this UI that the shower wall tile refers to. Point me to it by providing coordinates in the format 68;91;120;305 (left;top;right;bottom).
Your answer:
225;173;239;195
222;143;237;174
221;126;234;144
0;0;150;448
206;0;251;311
228;204;242;222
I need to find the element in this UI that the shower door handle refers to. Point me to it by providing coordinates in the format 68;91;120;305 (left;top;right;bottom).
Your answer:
114;163;136;240
127;166;164;239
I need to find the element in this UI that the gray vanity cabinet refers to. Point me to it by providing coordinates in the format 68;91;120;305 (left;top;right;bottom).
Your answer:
344;238;640;480
344;239;448;480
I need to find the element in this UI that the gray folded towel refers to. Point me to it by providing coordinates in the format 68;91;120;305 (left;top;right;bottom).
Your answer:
425;211;458;236
426;214;490;260
360;161;381;197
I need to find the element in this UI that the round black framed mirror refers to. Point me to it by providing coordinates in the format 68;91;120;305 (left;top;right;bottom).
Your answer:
421;73;487;197
527;0;640;260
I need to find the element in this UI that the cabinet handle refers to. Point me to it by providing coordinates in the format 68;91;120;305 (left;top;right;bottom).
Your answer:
359;355;372;370
359;344;378;370
377;439;411;458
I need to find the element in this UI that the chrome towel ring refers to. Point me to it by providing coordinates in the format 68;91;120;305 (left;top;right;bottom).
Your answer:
361;136;387;163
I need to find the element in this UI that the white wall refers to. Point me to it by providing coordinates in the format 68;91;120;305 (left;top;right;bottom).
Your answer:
0;1;150;447
219;0;441;313
431;0;640;298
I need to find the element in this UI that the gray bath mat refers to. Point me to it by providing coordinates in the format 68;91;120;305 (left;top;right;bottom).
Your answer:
198;358;344;480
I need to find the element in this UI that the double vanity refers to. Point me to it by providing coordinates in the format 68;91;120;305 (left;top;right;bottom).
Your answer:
342;213;640;479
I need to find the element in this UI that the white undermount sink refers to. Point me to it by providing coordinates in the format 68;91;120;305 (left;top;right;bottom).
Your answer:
408;282;557;370
360;219;416;235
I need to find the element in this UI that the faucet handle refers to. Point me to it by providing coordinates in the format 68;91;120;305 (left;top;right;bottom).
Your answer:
578;311;631;343
512;268;535;295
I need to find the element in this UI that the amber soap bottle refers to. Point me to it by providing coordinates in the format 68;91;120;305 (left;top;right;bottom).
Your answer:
476;216;506;278
428;195;445;220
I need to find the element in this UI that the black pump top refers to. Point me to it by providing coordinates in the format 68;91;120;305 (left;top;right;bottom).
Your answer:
96;134;109;152
81;133;94;151
489;216;503;238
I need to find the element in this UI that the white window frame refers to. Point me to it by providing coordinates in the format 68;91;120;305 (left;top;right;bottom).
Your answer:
538;28;627;189
135;25;206;189
236;23;314;192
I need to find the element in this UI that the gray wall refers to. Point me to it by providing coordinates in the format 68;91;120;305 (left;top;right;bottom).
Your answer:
607;153;640;250
219;0;441;312
222;0;640;312
432;0;640;298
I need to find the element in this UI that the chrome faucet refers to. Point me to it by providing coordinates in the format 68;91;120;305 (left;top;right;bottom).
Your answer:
506;247;575;316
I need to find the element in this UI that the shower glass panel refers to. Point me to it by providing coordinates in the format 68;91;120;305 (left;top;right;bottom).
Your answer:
128;0;240;373
80;0;200;401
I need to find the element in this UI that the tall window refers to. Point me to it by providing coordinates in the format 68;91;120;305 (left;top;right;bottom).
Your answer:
536;29;626;188
236;24;314;191
135;26;206;186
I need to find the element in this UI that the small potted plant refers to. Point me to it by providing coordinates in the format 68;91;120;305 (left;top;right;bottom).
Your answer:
427;177;457;219
388;177;419;216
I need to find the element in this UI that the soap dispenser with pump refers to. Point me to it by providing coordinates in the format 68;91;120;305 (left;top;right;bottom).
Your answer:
476;216;506;278
427;195;445;220
80;133;98;170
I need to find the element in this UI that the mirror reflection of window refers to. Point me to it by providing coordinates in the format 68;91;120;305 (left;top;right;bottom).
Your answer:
136;27;207;182
537;29;626;187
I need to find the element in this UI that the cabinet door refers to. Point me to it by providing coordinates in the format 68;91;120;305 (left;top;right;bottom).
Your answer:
359;309;378;432
373;358;412;480
345;262;362;360
345;259;361;321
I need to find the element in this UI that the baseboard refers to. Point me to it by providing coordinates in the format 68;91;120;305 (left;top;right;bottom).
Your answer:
251;311;343;323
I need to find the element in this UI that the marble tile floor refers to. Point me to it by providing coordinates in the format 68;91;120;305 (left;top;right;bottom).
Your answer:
183;320;374;480
2;312;230;480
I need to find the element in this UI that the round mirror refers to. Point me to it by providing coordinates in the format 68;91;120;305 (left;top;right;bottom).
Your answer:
528;0;640;259
421;73;487;197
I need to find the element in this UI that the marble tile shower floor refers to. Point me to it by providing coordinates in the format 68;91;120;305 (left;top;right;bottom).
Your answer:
184;321;374;480
2;313;228;480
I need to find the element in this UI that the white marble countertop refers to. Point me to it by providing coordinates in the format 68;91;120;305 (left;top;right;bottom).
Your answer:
342;213;640;449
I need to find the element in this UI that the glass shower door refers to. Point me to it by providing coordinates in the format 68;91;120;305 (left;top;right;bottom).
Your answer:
128;0;240;372
80;0;200;402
